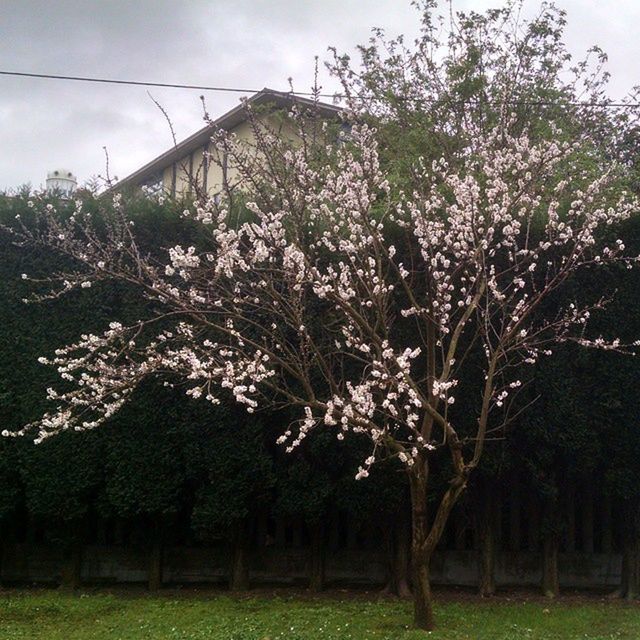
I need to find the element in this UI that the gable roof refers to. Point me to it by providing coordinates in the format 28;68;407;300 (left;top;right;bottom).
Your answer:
114;88;343;190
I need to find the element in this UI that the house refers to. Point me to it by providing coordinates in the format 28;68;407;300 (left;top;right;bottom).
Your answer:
114;88;342;198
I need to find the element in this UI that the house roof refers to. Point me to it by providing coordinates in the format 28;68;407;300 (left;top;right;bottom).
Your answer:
114;88;343;190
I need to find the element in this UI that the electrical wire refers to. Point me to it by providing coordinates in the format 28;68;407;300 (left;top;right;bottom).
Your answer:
1;69;639;109
0;70;265;94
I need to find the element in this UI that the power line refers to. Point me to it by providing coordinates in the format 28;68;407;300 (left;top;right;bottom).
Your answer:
0;70;272;95
1;69;639;109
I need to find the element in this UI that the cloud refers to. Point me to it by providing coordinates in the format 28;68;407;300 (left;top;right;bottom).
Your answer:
0;0;637;190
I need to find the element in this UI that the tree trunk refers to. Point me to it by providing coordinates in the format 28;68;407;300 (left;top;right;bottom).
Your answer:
621;529;640;600
275;517;286;549
229;519;249;591
527;498;540;551
454;502;469;551
601;495;613;554
476;479;497;597
396;508;412;597
292;517;303;548
256;512;268;549
540;491;560;598
412;552;435;631
564;482;575;553
147;522;164;591
478;509;496;596
408;459;467;631
382;523;395;594
346;513;358;550
582;484;594;554
114;517;126;545
309;521;325;591
96;517;108;546
409;465;435;631
541;533;560;598
0;528;4;588
509;478;521;552
59;539;82;591
328;510;340;552
383;509;412;597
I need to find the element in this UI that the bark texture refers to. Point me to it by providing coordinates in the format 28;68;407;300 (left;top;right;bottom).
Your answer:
412;557;435;631
408;457;467;631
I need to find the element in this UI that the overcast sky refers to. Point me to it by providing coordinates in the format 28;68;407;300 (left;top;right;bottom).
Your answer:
1;0;638;192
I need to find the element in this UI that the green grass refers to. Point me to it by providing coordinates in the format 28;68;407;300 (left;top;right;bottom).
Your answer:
0;588;638;639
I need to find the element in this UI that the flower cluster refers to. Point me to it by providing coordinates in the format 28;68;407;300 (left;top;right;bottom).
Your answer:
9;113;638;479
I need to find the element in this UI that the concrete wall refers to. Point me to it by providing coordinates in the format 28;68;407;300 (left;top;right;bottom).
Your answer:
0;543;623;589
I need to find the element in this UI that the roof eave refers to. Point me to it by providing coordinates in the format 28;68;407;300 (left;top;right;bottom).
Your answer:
112;89;343;191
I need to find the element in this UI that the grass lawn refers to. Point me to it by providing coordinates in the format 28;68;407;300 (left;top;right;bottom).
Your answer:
0;588;638;639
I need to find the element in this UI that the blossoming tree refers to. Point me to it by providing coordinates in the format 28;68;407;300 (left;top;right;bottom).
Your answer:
8;112;637;628
7;3;640;632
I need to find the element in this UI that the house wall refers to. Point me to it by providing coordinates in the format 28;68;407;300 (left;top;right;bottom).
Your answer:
158;114;301;198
